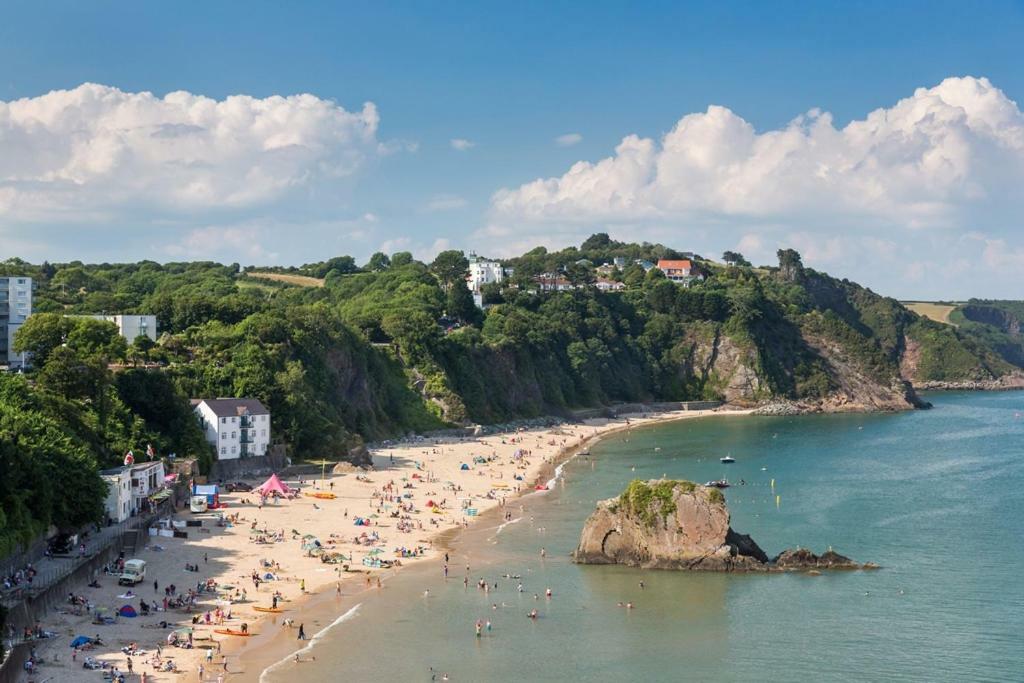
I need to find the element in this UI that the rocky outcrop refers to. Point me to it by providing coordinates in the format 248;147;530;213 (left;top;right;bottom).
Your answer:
573;479;870;572
913;374;1024;392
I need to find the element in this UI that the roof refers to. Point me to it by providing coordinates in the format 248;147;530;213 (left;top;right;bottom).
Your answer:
656;259;693;271
193;398;269;417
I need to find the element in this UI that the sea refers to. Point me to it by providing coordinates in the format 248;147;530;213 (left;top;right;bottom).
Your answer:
258;391;1024;682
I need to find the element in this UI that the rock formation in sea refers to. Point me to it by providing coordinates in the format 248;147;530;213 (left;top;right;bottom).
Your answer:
573;479;871;572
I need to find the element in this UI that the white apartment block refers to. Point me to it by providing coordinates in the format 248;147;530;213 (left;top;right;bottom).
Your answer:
0;276;32;368
88;314;158;343
192;398;271;460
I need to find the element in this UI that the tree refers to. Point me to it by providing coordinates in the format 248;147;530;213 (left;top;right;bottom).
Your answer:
430;250;469;292
446;281;479;324
12;313;71;366
565;262;596;287
366;252;391;272
621;263;646;288
132;335;157;364
722;251;751;267
581;232;614;252
777;248;804;281
390;251;414;267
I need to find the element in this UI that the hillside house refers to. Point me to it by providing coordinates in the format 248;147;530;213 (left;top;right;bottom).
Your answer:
193;398;271;460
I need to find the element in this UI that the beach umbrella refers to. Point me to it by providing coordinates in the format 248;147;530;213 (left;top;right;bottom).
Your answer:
302;534;316;540
70;636;92;648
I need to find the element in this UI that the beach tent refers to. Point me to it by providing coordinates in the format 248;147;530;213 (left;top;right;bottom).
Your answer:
257;473;291;496
460;463;470;470
118;605;138;617
70;636;92;648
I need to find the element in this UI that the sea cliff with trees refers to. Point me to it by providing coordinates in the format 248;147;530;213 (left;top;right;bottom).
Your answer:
2;234;1023;555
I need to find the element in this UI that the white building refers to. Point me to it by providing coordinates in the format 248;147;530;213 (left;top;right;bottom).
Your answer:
87;314;158;343
467;254;505;293
100;467;133;523
595;278;626;292
129;460;166;513
192;398;271;460
0;276;32;368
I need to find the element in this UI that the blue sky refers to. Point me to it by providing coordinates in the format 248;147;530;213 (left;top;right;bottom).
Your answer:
1;1;1023;298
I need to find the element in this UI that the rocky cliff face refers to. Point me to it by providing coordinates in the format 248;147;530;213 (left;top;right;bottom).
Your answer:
573;479;868;572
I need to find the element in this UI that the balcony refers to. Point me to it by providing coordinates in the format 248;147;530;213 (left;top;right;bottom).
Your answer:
240;417;254;428
240;431;254;444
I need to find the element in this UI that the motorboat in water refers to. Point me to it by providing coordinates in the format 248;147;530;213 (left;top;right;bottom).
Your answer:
704;479;731;489
720;456;735;463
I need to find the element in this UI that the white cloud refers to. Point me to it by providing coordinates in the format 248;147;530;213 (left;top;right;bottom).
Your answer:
423;194;468;212
164;224;279;262
493;77;1024;229
488;76;1024;298
450;138;475;151
555;133;583;147
0;83;381;221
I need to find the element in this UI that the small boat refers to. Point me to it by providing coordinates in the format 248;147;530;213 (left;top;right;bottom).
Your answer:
306;492;336;500
720;456;735;464
252;607;284;613
535;484;549;491
704;480;731;489
214;629;255;637
578;450;591;456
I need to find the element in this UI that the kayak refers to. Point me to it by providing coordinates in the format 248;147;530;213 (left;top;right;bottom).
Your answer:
214;629;254;636
306;492;336;500
252;607;284;613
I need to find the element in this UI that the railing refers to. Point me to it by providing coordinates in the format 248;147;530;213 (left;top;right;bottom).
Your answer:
0;513;156;610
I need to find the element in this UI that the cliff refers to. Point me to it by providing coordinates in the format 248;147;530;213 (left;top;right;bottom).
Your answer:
573;479;868;572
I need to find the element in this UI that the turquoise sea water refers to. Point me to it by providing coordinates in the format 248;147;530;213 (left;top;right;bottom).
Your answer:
265;392;1024;682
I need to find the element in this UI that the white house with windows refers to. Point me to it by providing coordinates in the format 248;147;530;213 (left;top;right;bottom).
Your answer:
100;467;133;523
192;398;271;460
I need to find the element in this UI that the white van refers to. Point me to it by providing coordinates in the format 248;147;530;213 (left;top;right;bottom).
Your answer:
118;559;147;585
190;495;209;513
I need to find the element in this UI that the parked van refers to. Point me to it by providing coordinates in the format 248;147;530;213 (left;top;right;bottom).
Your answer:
118;559;147;585
190;495;209;513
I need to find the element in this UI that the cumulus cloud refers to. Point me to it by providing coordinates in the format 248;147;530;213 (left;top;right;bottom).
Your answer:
489;76;1024;298
0;83;381;221
493;77;1024;228
450;138;475;151
555;132;583;147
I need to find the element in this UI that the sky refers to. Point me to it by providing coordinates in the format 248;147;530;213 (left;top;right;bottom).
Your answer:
1;0;1023;299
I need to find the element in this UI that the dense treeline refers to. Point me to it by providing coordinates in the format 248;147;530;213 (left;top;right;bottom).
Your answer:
2;238;1021;550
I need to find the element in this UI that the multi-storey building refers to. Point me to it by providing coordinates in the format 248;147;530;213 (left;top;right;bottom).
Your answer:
0;276;32;368
192;398;271;460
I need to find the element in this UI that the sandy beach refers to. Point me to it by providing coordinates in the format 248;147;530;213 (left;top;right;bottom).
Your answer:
21;407;744;682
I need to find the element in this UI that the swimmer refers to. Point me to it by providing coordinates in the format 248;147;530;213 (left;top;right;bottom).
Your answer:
545;588;552;598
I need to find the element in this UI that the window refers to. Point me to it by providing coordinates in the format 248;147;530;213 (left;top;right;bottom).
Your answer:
231;417;237;423
261;429;266;436
220;432;226;440
221;417;226;424
220;447;226;455
230;446;236;454
231;431;236;438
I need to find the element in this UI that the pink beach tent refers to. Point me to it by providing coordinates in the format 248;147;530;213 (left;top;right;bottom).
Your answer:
256;473;292;496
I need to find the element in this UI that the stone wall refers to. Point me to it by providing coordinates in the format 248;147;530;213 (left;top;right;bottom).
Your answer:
208;451;289;481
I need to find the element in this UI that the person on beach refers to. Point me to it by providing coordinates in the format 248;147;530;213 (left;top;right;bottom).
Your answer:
298;623;306;640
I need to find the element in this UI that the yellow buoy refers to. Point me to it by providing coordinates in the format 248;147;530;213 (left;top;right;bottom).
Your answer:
775;494;780;509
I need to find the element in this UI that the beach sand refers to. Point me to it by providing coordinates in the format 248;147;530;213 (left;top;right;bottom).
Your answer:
23;408;743;682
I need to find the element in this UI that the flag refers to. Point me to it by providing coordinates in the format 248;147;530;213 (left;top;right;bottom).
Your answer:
146;443;156;460
124;450;135;466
